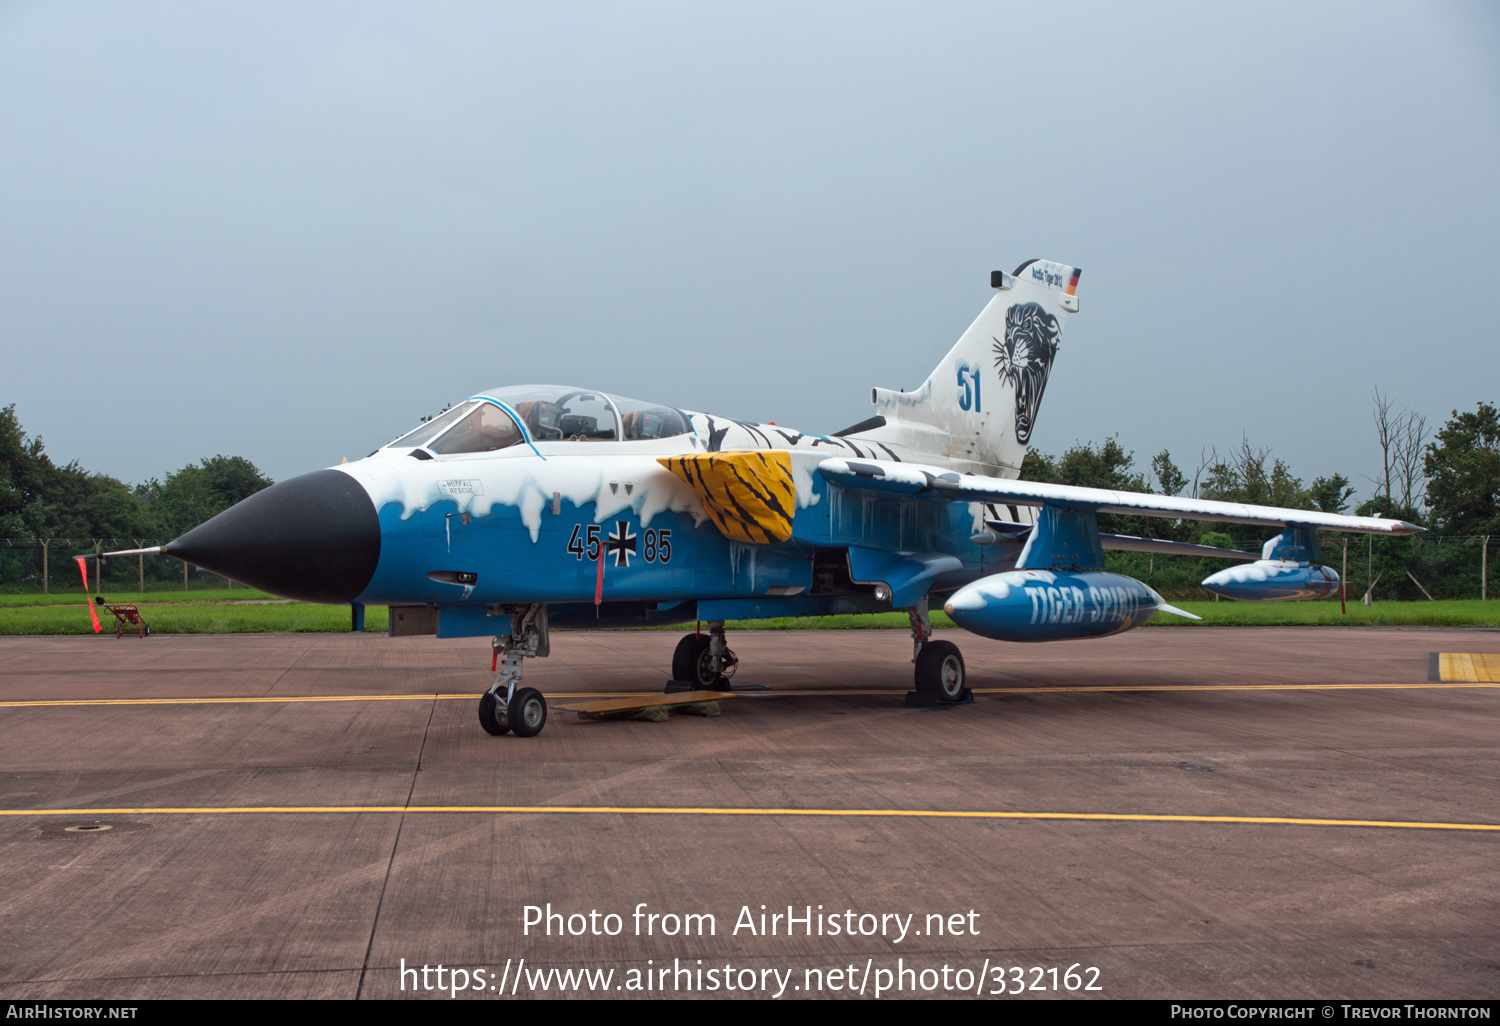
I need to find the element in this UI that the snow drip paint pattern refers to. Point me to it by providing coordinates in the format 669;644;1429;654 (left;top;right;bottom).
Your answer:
334;445;827;545
335;454;708;541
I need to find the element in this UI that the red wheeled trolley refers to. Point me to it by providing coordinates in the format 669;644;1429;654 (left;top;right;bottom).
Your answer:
94;597;150;638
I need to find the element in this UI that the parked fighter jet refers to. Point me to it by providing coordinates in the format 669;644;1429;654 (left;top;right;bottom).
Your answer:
118;259;1421;737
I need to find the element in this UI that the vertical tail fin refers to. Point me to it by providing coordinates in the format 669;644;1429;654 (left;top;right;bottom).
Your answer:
865;260;1081;476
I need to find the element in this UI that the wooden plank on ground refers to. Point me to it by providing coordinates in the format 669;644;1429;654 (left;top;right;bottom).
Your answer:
553;690;735;715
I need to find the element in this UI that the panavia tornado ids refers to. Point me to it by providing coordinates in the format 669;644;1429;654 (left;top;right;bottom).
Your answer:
116;260;1421;736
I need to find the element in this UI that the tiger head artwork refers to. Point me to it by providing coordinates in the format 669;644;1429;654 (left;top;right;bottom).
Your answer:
991;301;1060;446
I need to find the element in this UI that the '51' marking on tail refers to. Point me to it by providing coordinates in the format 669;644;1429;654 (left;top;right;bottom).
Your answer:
956;361;982;412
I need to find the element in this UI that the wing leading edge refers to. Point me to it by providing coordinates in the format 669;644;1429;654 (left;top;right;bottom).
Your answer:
818;457;1423;536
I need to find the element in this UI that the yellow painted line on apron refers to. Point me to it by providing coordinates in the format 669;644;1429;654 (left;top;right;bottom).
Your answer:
734;683;1499;696
1439;653;1500;683
0;693;621;708
2;681;1498;709
1;805;1496;833
972;682;1500;694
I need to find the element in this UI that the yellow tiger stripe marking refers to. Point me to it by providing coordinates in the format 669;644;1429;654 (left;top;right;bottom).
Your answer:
659;451;794;544
1439;653;1500;682
3;805;1496;833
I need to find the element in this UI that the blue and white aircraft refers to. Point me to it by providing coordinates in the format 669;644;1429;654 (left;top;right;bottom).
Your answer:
127;260;1421;737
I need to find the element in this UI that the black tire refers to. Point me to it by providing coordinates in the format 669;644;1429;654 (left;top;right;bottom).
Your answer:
478;691;511;735
914;640;966;701
672;633;705;682
672;634;725;689
509;687;548;737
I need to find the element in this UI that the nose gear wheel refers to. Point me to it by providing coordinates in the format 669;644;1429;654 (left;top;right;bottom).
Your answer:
478;604;552;737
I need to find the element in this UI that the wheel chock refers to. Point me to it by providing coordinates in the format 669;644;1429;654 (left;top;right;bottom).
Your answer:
903;689;974;709
556;690;733;721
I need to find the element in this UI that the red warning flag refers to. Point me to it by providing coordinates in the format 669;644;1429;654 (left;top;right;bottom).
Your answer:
594;543;605;605
75;556;101;633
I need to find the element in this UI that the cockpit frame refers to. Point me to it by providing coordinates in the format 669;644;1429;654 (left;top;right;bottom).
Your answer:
381;385;692;457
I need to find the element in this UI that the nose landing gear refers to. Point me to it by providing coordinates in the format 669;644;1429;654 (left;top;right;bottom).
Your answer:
479;604;550;737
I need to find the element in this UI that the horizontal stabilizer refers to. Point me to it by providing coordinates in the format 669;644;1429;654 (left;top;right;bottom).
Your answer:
1100;534;1260;560
819;458;1424;536
983;519;1034;536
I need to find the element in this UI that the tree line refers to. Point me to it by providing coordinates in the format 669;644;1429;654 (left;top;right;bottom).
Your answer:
1022;397;1498;600
0;405;274;542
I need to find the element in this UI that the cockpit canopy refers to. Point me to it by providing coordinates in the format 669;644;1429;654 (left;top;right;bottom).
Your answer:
384;386;692;455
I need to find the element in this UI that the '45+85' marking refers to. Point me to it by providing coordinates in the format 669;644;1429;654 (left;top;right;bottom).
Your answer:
567;524;671;564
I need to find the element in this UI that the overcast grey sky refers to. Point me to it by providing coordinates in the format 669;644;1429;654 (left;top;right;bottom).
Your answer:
2;1;1496;499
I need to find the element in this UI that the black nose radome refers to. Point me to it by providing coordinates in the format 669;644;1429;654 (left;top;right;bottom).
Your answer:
165;469;381;604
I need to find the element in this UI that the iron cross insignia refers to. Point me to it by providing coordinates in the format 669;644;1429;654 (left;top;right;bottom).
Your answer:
606;521;638;567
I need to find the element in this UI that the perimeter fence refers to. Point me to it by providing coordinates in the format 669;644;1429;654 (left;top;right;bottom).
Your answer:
1360;532;1492;602
1085;532;1493;602
0;539;244;593
0;535;1488;601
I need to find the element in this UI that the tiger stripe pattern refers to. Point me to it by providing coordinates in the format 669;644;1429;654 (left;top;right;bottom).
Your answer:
658;451;796;545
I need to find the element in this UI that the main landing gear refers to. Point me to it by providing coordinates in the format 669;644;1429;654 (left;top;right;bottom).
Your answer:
907;597;970;706
666;605;968;707
479;604;550;738
671;620;738;691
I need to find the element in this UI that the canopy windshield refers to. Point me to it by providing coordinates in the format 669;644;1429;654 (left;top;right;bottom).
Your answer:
476;386;691;442
614;395;692;440
428;402;524;455
387;401;478;450
383;387;692;453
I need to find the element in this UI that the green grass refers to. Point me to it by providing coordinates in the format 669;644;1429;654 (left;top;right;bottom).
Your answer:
0;576;248;597
729;602;1500;630
4;597;1496;635
724;600;1498;630
0;601;388;635
0;588;274;607
1146;598;1499;627
718;612;952;631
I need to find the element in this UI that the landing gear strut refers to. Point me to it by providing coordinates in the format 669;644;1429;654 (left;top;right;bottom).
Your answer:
479;604;550;737
907;596;970;705
671;620;738;691
908;596;932;664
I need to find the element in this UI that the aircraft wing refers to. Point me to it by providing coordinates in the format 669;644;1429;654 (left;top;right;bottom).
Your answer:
817;458;1423;536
